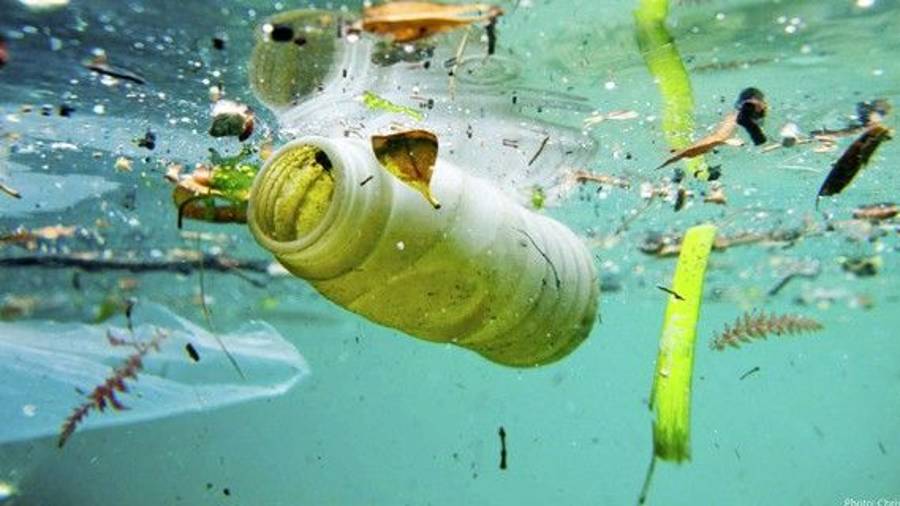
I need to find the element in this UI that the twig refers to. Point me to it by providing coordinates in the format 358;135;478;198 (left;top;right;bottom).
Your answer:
528;136;550;167
656;285;684;300
1;181;21;199
0;253;273;283
498;426;507;470
739;366;761;380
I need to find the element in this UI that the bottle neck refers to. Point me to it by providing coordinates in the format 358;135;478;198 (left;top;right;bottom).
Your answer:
248;137;393;279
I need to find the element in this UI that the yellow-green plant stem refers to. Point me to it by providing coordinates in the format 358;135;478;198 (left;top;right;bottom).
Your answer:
634;0;708;179
639;223;716;505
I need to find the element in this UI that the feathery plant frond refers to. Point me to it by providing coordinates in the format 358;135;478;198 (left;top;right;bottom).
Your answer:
711;311;823;351
58;328;168;448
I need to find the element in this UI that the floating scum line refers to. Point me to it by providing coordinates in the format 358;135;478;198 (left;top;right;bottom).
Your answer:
639;223;717;505
634;0;708;179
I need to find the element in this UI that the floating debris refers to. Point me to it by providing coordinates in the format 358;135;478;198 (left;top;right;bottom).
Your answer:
361;1;503;43
779;122;802;147
371;129;441;208
656;285;684;301
185;343;200;362
85;53;146;85
582;110;640;128
1;225;76;250
703;183;727;205
114;156;133;172
734;87;768;145
0;36;8;69
1;181;21;199
135;130;156;150
840;255;882;277
710;311;823;351
569;170;631;190
768;261;821;296
0;252;274;286
739;366;761;381
817;124;892;203
498;426;508;470
852;203;897;222
361;91;424;121
656;112;737;170
18;0;69;10
209;100;255;142
857;99;892;126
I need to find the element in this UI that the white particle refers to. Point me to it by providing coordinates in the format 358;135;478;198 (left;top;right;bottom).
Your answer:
396;241;406;251
856;0;875;7
22;404;37;417
715;12;725;21
604;81;617;91
93;104;106;114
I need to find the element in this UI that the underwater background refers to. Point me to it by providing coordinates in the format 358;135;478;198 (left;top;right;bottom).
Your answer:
1;0;898;504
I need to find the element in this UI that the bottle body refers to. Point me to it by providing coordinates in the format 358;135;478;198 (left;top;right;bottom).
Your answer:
249;137;599;367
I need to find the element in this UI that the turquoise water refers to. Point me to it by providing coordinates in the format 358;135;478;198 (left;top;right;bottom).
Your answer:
1;0;898;504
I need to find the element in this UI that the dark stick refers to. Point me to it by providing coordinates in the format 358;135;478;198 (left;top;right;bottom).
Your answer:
498;426;507;470
739;366;761;381
0;254;272;278
528;136;550;166
656;285;684;301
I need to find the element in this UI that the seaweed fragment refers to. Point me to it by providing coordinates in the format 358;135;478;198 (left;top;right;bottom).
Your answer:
59;329;169;448
710;311;823;351
361;91;424;121
817;124;892;204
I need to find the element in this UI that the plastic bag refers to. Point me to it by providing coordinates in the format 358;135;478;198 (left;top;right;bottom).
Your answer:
0;302;309;446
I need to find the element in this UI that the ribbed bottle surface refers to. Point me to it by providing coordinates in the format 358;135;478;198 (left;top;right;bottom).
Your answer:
249;137;600;367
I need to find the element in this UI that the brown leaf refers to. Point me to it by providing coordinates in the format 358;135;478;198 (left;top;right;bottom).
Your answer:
362;1;502;43
817;123;892;201
171;165;247;228
656;112;738;170
372;129;441;208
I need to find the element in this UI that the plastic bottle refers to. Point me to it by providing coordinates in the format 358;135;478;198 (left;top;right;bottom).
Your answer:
248;136;599;367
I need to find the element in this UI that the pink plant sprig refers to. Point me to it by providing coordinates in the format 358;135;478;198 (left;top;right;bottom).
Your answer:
58;328;168;448
710;311;823;351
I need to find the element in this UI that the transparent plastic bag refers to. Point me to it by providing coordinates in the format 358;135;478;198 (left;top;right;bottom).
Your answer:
0;302;309;445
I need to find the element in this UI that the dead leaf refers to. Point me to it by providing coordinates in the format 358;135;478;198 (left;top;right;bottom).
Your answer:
171;164;248;228
817;123;892;202
362;1;502;43
372;129;441;208
656;112;738;169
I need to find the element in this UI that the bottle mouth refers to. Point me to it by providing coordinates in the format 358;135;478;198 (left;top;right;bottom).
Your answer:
249;139;340;255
